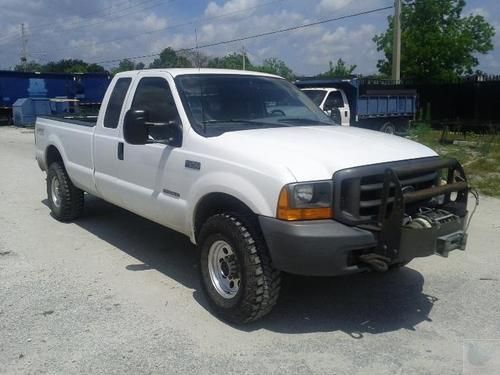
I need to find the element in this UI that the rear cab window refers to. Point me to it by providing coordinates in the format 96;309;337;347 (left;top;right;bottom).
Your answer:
103;77;132;128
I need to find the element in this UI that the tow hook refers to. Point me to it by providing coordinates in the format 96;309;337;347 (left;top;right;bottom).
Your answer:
358;254;392;272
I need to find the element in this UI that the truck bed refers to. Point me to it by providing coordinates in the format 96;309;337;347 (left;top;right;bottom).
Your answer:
35;116;96;195
357;95;416;119
38;115;96;127
295;78;417;120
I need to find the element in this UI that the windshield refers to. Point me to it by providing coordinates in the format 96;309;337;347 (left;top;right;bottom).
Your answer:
302;90;328;106
175;74;335;136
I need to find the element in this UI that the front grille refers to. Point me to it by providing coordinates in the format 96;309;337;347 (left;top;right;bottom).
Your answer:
332;157;450;225
358;170;437;218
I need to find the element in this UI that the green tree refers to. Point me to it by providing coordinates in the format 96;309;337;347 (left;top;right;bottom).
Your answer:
14;60;43;72
373;0;495;81
179;50;210;68
317;58;357;78
149;47;192;68
86;63;107;73
40;59;106;74
252;57;295;81
111;59;137;74
43;59;89;73
207;52;251;70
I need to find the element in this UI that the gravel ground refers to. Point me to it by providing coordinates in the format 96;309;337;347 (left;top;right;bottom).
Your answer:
0;126;499;374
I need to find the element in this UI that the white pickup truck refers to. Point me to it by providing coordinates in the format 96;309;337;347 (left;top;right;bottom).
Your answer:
35;69;470;323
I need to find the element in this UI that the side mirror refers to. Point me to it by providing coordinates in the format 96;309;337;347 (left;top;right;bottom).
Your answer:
123;109;149;145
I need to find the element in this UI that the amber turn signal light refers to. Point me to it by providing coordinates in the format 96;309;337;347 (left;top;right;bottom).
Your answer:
277;186;333;221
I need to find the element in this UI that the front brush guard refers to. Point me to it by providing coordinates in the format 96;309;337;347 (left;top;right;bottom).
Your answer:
375;158;468;261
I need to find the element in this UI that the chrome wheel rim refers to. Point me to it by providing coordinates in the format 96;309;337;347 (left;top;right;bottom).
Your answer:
208;240;241;299
51;176;61;208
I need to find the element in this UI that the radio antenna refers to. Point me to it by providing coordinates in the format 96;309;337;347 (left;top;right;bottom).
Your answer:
195;28;201;71
20;23;28;70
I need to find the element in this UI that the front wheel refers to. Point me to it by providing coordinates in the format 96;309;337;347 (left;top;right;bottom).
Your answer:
199;213;281;324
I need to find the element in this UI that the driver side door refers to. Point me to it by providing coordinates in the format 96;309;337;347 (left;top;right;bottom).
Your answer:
113;73;184;229
323;90;350;126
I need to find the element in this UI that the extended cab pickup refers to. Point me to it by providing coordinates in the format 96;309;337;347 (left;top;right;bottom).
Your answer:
35;69;470;323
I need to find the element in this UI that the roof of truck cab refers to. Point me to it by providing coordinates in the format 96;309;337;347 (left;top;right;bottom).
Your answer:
114;68;282;79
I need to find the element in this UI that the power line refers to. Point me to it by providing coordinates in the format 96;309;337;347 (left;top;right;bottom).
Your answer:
93;5;394;65
35;0;167;37
31;0;288;57
0;0;162;44
0;0;147;43
0;0;168;46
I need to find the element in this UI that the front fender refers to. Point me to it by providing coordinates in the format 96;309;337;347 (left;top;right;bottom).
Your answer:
186;171;279;242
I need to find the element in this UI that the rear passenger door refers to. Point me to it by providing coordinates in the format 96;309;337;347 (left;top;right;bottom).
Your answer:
93;76;133;207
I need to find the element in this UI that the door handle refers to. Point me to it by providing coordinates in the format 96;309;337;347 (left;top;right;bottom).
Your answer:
117;142;124;160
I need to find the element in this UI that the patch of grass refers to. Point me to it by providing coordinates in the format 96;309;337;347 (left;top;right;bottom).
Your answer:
408;122;500;197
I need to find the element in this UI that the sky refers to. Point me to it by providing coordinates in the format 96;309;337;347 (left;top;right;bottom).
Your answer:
0;0;499;75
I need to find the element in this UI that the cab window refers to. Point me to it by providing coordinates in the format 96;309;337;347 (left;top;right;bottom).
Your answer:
324;91;344;111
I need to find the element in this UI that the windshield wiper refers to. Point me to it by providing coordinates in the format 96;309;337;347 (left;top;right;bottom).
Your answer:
277;118;331;125
202;119;290;127
200;119;294;134
203;119;258;124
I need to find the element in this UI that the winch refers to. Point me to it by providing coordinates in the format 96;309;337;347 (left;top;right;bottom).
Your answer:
405;208;461;229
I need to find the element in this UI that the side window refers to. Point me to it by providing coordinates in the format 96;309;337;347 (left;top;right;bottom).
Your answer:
324;91;344;111
103;78;132;128
131;77;180;140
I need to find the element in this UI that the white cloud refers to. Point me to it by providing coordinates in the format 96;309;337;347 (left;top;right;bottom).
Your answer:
316;0;354;13
481;54;500;70
316;0;387;14
303;23;379;73
469;8;490;18
205;0;259;17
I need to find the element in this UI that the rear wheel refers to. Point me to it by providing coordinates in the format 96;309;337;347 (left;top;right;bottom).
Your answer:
199;213;281;324
381;122;396;134
47;162;84;221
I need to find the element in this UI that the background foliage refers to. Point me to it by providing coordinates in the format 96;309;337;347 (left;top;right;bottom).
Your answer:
12;0;496;83
373;0;495;81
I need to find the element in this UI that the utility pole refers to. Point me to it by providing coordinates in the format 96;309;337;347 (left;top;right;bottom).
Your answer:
20;23;28;71
241;46;246;70
392;0;401;82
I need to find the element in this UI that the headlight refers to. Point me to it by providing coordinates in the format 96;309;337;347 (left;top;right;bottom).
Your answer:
294;184;314;204
277;181;333;220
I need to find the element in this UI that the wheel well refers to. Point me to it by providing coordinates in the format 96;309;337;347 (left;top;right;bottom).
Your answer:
194;193;256;241
46;145;63;168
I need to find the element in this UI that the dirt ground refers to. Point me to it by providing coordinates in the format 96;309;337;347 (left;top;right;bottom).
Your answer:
1;126;499;374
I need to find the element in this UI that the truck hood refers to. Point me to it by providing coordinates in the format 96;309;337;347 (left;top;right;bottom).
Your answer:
212;126;437;182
